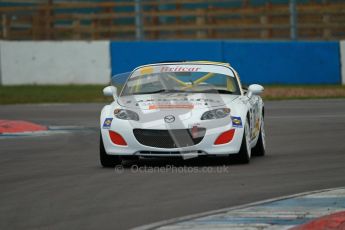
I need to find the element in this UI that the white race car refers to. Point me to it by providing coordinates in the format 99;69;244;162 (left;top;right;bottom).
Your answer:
100;61;265;167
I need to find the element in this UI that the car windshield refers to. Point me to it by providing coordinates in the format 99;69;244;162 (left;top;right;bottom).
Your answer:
118;65;240;96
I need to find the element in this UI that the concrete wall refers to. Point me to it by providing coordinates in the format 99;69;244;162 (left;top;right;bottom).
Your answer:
0;41;111;85
341;41;345;85
110;41;341;85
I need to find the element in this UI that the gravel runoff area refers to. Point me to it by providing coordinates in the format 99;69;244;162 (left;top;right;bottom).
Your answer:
263;85;345;100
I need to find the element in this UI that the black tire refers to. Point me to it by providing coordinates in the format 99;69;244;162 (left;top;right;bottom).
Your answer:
100;133;121;167
252;117;266;157
231;118;251;164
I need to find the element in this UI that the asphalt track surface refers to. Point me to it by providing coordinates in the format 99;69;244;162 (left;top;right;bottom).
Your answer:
0;99;345;230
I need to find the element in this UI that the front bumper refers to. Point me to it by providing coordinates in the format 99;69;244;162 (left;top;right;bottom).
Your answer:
101;119;244;157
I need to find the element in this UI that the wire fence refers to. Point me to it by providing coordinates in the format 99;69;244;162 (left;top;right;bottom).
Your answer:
0;0;344;40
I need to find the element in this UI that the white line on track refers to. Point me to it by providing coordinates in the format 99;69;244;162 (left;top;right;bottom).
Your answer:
0;126;95;138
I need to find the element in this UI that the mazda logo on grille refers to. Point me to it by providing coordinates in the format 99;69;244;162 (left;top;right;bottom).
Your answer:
164;115;175;123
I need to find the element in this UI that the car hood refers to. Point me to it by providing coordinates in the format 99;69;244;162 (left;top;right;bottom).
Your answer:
117;93;239;110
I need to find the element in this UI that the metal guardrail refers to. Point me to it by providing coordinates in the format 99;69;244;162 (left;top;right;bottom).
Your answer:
0;0;344;40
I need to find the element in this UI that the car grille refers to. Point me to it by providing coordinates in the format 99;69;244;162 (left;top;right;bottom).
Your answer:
133;128;206;148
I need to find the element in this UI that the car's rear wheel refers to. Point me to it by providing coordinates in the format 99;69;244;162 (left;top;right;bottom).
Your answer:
231;118;251;164
100;133;121;167
252;116;266;156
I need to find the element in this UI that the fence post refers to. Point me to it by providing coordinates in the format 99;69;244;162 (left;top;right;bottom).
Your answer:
207;5;215;38
322;14;331;40
45;0;53;40
36;8;46;40
322;0;331;40
73;16;81;40
2;14;8;39
196;8;206;39
32;14;39;40
260;14;268;39
103;4;114;39
289;0;298;40
91;15;99;40
135;0;144;40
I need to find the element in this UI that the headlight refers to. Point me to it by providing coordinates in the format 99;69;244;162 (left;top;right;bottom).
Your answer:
114;109;139;121
201;108;231;120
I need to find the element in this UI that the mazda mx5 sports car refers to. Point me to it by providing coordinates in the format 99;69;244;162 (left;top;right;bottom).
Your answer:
100;61;265;167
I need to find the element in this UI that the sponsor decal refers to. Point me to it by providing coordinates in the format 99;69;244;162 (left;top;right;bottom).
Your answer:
103;118;113;129
231;116;242;128
149;104;194;110
160;66;201;73
139;66;154;75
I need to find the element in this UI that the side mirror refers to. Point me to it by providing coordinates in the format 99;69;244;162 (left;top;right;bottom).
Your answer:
103;86;117;98
247;84;264;98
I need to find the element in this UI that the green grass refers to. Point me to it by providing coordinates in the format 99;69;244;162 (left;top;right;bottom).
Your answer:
264;84;345;88
0;85;112;104
0;84;345;104
263;85;345;100
263;95;345;100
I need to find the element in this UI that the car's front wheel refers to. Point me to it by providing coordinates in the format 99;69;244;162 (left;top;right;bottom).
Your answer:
231;118;251;164
100;133;121;167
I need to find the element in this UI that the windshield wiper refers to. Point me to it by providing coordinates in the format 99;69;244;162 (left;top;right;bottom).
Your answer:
163;89;187;93
133;89;187;95
132;89;234;95
132;89;167;95
195;89;235;94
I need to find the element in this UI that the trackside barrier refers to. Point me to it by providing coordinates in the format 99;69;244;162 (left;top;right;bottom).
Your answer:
0;40;341;85
0;41;111;85
222;41;341;84
110;41;341;85
110;41;223;76
341;41;345;85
